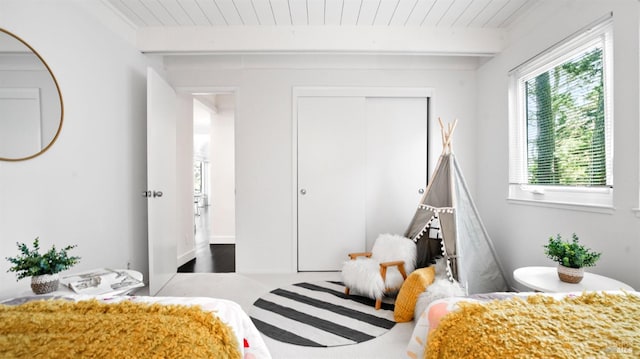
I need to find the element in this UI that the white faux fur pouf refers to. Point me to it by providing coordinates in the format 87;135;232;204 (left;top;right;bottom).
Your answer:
342;233;417;300
414;257;466;318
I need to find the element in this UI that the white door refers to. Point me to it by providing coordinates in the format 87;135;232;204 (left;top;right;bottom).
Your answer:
147;67;177;295
297;94;428;271
364;97;427;248
297;97;366;271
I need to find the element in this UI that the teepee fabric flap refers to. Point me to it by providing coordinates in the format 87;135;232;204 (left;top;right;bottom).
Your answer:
437;210;458;281
452;157;508;294
410;209;443;268
404;154;453;236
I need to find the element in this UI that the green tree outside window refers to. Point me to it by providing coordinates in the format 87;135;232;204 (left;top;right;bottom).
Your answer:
525;47;607;187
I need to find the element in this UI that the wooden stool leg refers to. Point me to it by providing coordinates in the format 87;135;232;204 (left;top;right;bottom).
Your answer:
345;287;350;296
375;298;382;310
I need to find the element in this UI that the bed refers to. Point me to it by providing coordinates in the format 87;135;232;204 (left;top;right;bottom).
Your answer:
406;290;640;359
0;294;271;359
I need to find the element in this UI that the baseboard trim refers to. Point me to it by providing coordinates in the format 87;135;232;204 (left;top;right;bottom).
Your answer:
209;235;236;244
177;249;197;267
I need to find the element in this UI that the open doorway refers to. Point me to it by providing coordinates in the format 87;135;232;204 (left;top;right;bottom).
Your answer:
178;93;236;273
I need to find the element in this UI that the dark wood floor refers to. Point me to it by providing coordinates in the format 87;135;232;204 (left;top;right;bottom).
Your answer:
178;244;235;273
178;206;235;273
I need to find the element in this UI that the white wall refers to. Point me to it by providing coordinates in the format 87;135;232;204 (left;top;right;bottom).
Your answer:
210;101;236;244
167;55;480;272
176;94;196;266
0;0;150;298
476;0;640;290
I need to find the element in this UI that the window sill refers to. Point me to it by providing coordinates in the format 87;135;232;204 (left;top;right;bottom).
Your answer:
507;198;615;214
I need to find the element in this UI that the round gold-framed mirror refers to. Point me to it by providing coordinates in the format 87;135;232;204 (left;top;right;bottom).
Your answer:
0;28;63;161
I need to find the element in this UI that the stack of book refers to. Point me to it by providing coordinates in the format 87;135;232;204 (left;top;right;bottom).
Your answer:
60;268;144;295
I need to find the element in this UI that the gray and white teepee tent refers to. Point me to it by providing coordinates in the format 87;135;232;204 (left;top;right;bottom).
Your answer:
404;119;508;295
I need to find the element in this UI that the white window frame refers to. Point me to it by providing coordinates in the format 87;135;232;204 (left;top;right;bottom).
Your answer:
507;17;614;211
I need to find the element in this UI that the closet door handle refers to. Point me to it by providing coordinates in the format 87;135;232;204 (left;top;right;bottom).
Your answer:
300;189;307;195
153;190;163;198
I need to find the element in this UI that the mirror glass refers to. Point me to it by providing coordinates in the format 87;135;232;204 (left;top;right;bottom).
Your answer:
0;28;63;161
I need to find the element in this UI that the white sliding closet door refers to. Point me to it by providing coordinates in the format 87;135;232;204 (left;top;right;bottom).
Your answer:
297;91;428;271
365;97;427;249
297;97;366;271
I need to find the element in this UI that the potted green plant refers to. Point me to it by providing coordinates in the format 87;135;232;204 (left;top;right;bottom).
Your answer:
6;237;80;294
543;233;601;283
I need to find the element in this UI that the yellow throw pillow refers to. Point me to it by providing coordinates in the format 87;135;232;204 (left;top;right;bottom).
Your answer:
393;266;436;322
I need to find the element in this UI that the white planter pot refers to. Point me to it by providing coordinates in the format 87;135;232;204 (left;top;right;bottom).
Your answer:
31;273;59;294
557;264;584;284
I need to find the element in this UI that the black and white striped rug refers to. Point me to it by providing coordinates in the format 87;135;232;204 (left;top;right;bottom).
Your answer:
249;281;396;347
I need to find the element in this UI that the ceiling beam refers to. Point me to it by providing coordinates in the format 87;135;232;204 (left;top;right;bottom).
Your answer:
137;26;506;56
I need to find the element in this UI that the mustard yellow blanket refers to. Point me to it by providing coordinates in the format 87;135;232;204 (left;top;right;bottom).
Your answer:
427;292;640;358
0;299;241;359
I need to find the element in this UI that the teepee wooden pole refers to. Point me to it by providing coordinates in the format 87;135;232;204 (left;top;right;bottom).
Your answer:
438;118;446;151
438;118;450;153
438;118;459;154
447;119;458;152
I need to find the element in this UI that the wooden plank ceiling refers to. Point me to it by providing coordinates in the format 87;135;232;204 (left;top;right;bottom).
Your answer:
104;0;538;54
107;0;534;29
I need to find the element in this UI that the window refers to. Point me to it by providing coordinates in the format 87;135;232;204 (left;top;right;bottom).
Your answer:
508;18;613;209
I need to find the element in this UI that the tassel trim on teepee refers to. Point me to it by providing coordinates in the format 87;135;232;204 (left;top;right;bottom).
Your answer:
439;237;456;282
418;204;454;214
